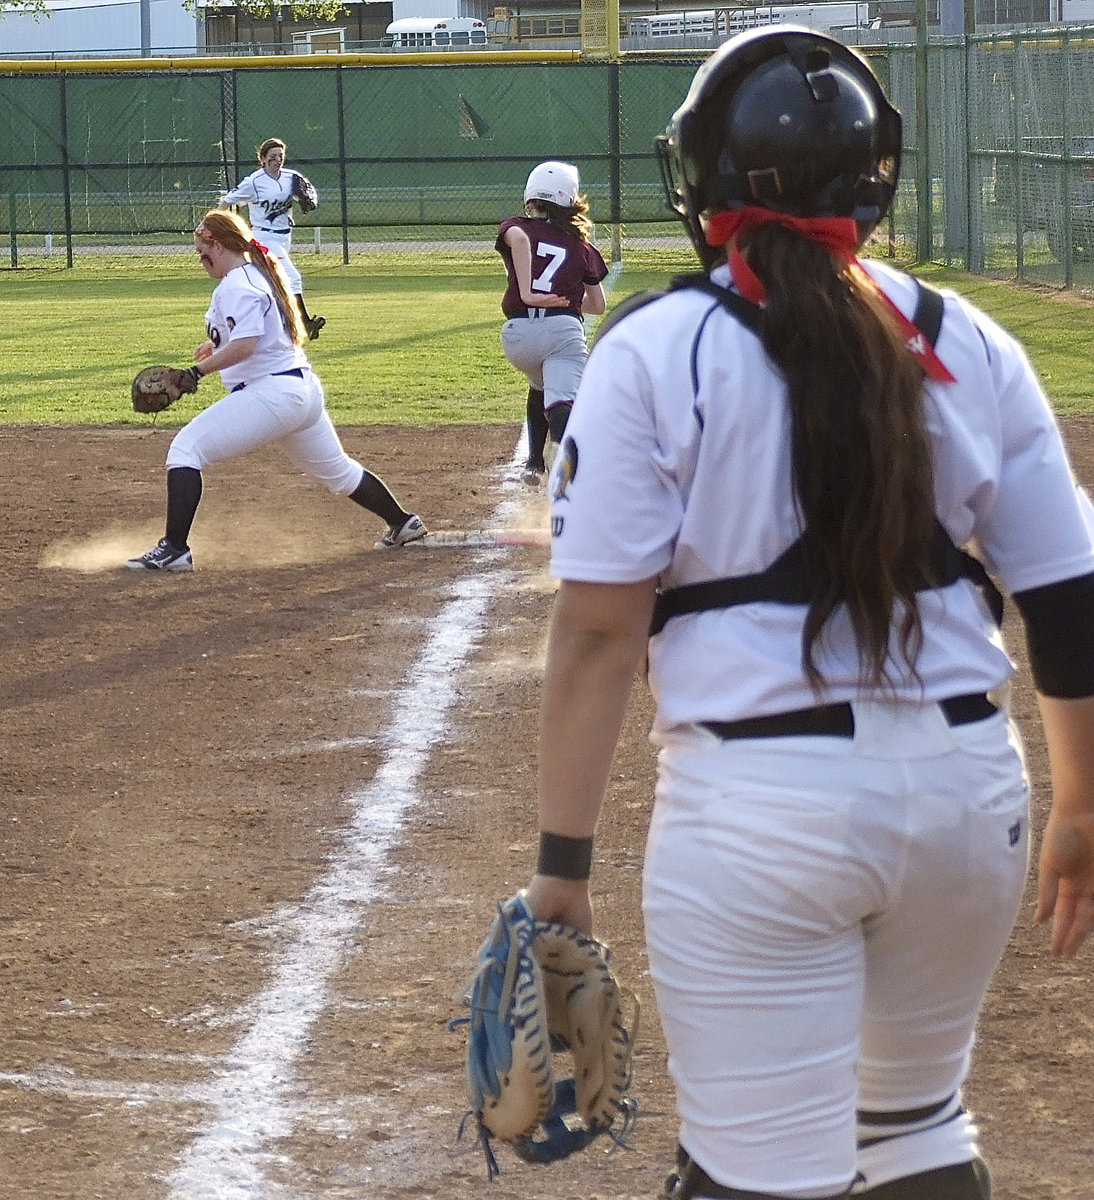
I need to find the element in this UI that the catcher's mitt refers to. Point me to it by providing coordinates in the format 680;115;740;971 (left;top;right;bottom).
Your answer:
131;365;201;414
453;892;638;1179
292;171;319;214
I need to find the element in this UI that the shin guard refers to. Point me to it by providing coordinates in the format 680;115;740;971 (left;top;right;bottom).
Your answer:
663;1145;850;1200
858;1158;991;1199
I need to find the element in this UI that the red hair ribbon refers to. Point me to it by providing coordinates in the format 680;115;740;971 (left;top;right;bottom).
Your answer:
704;207;955;383
705;207;860;303
249;238;269;256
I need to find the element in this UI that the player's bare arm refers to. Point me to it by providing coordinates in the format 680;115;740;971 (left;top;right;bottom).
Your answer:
193;334;259;378
582;281;607;316
531;578;658;933
1035;692;1094;957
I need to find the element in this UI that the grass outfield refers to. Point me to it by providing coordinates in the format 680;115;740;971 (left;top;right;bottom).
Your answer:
1;251;1092;426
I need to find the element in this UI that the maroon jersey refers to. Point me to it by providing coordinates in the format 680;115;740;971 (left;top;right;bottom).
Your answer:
496;216;608;318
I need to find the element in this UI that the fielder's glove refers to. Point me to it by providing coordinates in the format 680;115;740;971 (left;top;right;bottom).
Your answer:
131;365;202;414
292;171;319;214
453;892;639;1179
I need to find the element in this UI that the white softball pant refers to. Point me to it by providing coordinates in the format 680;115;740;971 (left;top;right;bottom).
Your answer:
500;313;587;411
166;369;363;495
254;228;302;294
643;700;1030;1198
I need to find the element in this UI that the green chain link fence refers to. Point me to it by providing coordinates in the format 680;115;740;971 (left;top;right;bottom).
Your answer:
0;59;694;271
3;39;1094;287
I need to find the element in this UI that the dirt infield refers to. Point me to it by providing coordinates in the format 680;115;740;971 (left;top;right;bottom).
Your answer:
2;421;1093;1200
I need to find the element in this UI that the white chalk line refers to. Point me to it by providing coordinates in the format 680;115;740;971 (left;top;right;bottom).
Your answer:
0;462;539;1198
407;526;551;548
3;263;622;1198
166;404;583;1195
166;563;515;1200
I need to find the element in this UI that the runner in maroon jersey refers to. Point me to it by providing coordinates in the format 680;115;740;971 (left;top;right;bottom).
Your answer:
496;161;609;485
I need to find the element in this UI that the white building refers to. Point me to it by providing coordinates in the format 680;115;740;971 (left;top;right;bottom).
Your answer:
0;0;495;56
0;0;200;56
390;0;483;15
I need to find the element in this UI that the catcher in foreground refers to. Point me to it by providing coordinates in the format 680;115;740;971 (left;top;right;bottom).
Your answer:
509;25;1094;1200
455;891;638;1179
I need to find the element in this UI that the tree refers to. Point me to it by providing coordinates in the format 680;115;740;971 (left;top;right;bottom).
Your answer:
0;0;352;19
185;0;350;17
0;0;50;16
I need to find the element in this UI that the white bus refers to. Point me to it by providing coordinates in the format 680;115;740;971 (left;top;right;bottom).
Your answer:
627;8;726;35
627;4;874;39
382;17;488;47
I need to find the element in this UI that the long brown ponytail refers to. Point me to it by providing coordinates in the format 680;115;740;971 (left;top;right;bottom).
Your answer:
531;195;595;243
741;223;937;692
195;209;305;345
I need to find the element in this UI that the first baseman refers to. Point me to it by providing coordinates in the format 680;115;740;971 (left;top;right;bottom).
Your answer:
126;209;425;571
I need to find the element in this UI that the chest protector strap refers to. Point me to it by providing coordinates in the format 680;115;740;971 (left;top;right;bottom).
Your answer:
649;275;1003;637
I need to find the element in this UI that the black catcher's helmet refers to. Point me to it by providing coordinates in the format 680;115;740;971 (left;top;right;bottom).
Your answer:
656;26;902;265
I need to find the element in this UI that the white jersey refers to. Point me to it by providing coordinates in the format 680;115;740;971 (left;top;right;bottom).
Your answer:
204;262;306;392
221;167;302;235
549;259;1094;735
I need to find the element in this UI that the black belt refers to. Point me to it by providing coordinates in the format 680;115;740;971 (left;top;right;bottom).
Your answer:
509;307;578;319
254;225;289;234
702;693;997;741
230;366;304;393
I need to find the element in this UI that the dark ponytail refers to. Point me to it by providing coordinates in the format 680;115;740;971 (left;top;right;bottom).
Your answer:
742;223;937;691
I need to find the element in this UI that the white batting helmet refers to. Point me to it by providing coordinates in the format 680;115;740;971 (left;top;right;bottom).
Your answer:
524;160;580;208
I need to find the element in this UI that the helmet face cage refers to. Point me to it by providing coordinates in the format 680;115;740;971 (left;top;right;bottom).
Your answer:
657;27;902;264
655;132;710;266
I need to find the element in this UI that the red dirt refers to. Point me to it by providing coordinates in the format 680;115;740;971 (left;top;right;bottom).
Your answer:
1;420;1093;1199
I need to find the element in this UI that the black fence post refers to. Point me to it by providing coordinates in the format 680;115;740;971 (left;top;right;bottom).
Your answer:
336;66;349;266
914;1;931;263
60;74;74;268
609;60;621;264
220;69;239;197
1061;26;1074;289
1012;38;1024;280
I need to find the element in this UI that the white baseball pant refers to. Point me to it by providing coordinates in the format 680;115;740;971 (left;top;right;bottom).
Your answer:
254;228;302;294
643;700;1030;1198
166;369;363;495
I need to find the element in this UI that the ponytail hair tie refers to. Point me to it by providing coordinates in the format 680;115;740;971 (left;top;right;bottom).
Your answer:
249;237;269;256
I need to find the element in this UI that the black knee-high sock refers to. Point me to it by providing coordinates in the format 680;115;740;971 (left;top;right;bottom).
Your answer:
546;401;572;445
526;387;547;469
349;469;408;527
165;466;202;550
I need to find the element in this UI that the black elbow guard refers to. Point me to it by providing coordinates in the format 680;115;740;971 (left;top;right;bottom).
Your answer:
1012;571;1094;698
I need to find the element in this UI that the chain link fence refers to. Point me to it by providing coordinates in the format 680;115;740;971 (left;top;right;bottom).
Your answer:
883;28;1094;289
2;37;1094;287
